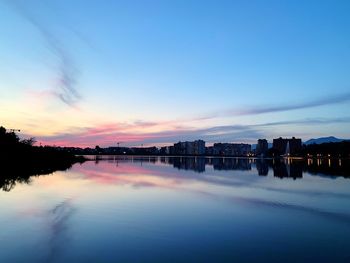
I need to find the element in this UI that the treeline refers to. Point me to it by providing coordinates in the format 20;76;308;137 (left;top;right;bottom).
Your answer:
266;141;350;158
301;141;350;157
60;146;160;156
0;127;85;191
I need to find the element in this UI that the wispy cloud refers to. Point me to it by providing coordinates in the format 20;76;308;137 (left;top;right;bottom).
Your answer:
235;92;350;115
6;0;81;106
255;117;350;127
196;92;350;120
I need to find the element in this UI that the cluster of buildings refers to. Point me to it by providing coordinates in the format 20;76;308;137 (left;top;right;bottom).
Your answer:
254;137;302;157
160;137;302;157
63;137;304;157
206;143;251;156
272;137;302;156
160;140;251;156
160;140;206;155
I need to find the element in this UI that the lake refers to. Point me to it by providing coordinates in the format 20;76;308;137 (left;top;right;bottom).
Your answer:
1;156;350;263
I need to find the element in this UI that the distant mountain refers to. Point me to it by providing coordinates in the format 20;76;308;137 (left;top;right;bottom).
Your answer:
304;136;349;145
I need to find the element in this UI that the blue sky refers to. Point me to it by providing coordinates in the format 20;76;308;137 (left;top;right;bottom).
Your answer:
0;0;350;147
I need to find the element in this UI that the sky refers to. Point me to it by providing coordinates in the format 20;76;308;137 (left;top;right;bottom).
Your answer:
0;0;350;147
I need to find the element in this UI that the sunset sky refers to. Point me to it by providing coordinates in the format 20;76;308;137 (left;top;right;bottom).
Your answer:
1;0;350;147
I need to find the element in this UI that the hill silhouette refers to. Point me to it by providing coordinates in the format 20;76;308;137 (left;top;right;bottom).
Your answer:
304;136;349;145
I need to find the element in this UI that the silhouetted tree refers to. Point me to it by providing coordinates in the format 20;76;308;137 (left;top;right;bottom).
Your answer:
0;126;86;192
21;137;36;146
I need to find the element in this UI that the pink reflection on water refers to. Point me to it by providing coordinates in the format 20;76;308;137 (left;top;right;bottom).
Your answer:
71;160;185;189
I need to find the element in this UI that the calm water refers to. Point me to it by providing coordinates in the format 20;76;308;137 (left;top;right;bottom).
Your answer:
1;157;350;263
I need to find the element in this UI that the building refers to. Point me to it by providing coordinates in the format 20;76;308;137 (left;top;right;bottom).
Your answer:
173;140;205;155
130;146;159;155
205;146;214;156
160;146;174;155
173;141;187;155
256;139;268;156
211;143;251;156
193;140;206;155
272;137;302;156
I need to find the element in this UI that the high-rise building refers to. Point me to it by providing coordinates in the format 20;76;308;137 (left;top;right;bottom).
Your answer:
272;137;302;156
193;140;205;155
256;139;268;156
173;140;205;155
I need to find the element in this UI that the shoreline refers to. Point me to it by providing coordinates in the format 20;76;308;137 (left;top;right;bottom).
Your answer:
80;154;349;160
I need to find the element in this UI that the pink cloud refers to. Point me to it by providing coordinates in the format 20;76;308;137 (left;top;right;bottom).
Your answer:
33;120;262;147
34;120;194;147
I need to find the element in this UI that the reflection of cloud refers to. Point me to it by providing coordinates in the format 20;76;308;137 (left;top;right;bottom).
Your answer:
74;161;180;188
73;159;350;226
73;159;350;201
257;185;350;199
228;195;350;225
45;198;76;263
15;198;76;263
193;188;350;225
6;0;80;107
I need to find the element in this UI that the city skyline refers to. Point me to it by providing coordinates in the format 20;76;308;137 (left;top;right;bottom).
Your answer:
1;0;350;147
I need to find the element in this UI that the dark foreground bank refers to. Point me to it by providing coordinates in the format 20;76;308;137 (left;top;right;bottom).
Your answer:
0;126;86;191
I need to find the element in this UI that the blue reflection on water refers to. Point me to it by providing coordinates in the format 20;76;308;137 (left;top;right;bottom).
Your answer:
0;157;350;262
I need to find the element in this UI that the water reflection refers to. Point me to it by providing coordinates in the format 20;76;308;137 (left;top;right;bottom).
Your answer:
272;159;303;179
0;175;31;192
256;159;269;176
45;198;76;263
0;161;76;192
1;157;350;262
2;156;350;192
210;157;252;171
91;156;350;178
166;157;206;172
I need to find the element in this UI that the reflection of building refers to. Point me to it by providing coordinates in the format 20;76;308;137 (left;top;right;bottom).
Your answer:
256;159;268;176
211;143;251;156
256;139;268;156
169;157;205;172
161;157;252;171
211;158;251;170
273;137;302;156
173;140;205;155
272;160;302;179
